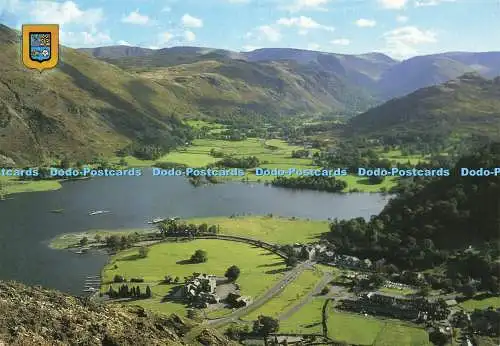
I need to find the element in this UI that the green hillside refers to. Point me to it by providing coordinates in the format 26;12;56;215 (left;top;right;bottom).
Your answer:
346;73;500;145
135;58;376;119
0;25;194;165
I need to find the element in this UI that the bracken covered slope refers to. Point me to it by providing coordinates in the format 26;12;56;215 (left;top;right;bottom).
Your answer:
0;281;234;346
0;24;194;165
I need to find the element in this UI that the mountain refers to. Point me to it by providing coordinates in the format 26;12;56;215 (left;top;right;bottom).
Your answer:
346;73;500;145
81;46;500;102
0;280;234;345
80;45;378;119
0;25;196;165
377;52;500;99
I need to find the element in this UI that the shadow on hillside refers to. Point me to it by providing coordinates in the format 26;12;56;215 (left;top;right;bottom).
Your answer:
161;285;185;303
117;254;142;261
356;178;376;186
176;259;196;265
258;262;285;268
58;62;159;137
265;268;289;275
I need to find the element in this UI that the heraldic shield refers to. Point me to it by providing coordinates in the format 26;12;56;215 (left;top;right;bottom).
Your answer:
22;24;59;72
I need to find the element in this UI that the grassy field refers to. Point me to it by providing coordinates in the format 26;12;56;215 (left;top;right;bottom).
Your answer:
279;298;430;345
279;298;324;334
379;287;418;296
336;174;397;193
373;323;430;346
328;311;430;345
460;296;500;311
187;215;328;244
101;239;289;316
242;268;323;321
377;149;429;165
0;176;61;196
49;215;330;249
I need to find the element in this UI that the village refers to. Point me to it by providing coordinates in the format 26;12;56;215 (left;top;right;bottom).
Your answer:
90;218;499;346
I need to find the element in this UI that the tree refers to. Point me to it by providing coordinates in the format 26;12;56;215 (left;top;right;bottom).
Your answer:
145;285;152;298
462;283;477;298
419;285;432;297
191;249;208;263
369;273;386;288
113;275;125;283
285;256;298;267
138;246;150;258
252;315;279;336
106;235;121;251
225;265;241;282
94;234;102;243
79;237;89;246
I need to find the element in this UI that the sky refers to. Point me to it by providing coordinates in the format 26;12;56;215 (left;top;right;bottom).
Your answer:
0;0;499;59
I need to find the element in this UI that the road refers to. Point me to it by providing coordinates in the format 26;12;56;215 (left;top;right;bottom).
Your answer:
278;270;334;321
183;261;313;342
208;260;314;326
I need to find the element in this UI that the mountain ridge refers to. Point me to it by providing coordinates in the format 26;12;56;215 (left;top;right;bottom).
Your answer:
80;45;500;101
346;73;500;145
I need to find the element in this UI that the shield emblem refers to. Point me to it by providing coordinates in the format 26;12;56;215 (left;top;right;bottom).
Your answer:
22;24;59;72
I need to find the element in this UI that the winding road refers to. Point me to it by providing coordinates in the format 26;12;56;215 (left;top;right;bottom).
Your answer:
278;269;334;321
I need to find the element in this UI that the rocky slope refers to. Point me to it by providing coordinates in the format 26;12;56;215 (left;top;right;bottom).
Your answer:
0;281;234;346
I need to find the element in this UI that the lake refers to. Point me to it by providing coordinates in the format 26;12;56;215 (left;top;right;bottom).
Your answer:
0;171;390;295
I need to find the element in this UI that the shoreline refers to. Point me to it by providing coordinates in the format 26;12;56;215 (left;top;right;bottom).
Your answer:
1;169;393;198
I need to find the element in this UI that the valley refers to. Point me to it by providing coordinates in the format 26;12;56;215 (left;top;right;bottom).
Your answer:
0;14;499;346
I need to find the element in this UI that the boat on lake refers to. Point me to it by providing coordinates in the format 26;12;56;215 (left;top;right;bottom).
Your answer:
88;210;109;216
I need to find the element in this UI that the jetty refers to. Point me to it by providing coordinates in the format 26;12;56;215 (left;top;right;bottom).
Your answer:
82;275;101;295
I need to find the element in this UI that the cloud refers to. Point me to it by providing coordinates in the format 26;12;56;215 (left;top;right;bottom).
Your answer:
283;0;330;13
378;0;407;9
158;31;174;44
276;16;335;32
0;0;22;14
29;1;103;28
355;18;376;27
181;13;203;28
414;0;456;6
382;26;437;58
396;15;409;22
241;45;260;51
307;43;320;50
247;25;281;42
122;10;150;25
184;30;196;42
331;38;350;45
60;30;111;47
117;40;132;46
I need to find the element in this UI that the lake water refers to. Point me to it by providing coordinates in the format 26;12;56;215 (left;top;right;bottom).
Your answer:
0;170;390;295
